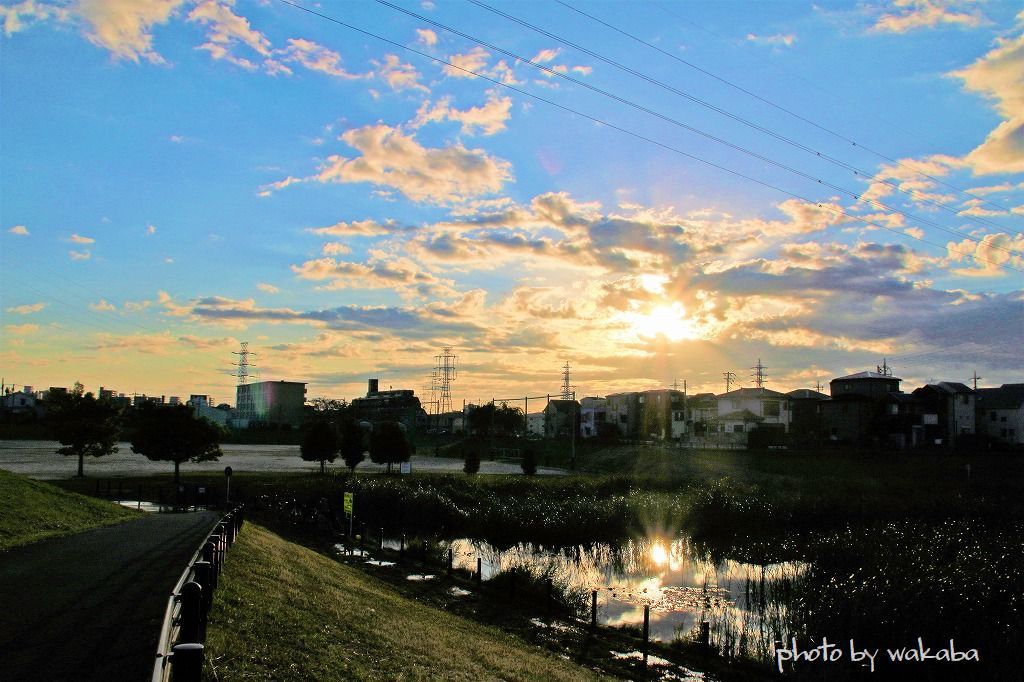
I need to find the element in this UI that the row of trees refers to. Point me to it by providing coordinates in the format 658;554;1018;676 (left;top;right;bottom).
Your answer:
301;418;411;474
48;383;220;483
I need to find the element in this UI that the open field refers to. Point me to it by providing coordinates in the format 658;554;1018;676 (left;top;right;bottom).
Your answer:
0;469;138;551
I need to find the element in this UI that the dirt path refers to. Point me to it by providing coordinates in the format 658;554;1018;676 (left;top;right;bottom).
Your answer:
0;511;220;681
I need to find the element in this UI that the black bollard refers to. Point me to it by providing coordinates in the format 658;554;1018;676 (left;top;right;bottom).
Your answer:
179;582;203;644
203;541;219;591
591;590;598;629
171;642;203;682
192;560;212;633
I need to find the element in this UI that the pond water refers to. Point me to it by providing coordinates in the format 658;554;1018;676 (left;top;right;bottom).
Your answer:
443;535;801;656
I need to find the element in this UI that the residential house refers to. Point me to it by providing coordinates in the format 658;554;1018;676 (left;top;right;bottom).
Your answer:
606;392;641;440
910;382;976;448
579;397;607;438
686;393;718;436
544;399;580;438
976;384;1024;447
716;387;791;442
786;389;827;444
820;372;902;446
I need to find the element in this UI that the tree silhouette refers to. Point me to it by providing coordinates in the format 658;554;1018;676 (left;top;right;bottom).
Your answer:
130;403;221;486
48;382;121;477
301;421;339;474
369;421;410;474
340;419;366;472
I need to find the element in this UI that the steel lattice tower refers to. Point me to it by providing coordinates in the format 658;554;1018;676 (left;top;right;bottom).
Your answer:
232;341;257;385
751;358;767;388
561;361;573;400
432;346;457;415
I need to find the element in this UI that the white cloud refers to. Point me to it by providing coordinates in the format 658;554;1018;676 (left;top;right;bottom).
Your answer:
746;33;796;47
1;1;69;36
374;54;428;92
256;282;279;294
412;93;513;136
322;242;352;256
307;123;513;205
90;299;117;311
70;233;95;244
8;225;29;236
415;28;437;47
5;302;46;314
945;232;1024;277
4;323;39;336
443;46;490;78
531;48;561;63
950;32;1024;174
278;38;366;79
146;224;157;234
169;135;183;143
69;249;91;260
870;0;988;34
77;0;183;64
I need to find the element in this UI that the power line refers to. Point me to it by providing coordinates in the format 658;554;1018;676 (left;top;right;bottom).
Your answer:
569;0;1019;218
470;0;1021;247
375;0;1022;261
272;0;1022;274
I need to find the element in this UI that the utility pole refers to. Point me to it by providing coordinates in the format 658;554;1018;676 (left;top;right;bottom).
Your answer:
876;358;892;377
723;371;737;393
970;371;982;391
814;379;824;393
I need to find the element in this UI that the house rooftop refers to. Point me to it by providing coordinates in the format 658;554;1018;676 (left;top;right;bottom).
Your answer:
717;387;788;400
787;389;828;400
833;371;902;381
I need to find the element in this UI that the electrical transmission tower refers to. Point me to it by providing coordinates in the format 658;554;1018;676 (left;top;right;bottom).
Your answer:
723;371;737;393
432;346;457;415
561;361;575;400
751;358;767;388
232;342;258;385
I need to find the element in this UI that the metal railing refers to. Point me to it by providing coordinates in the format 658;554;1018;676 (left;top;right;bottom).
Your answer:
151;506;244;682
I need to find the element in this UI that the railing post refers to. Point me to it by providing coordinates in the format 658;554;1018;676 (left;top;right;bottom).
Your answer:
171;642;203;682
179;581;203;644
193;557;214;614
203;541;219;591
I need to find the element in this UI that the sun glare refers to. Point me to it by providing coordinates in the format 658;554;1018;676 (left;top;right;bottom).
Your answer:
650;542;669;567
628;303;698;341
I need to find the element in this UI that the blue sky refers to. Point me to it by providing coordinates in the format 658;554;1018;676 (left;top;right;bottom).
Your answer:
1;0;1022;406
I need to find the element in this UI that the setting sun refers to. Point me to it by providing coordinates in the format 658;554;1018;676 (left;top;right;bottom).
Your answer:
627;303;699;342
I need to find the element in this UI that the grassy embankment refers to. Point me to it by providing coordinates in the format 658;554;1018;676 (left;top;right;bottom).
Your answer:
0;469;138;551
204;523;606;681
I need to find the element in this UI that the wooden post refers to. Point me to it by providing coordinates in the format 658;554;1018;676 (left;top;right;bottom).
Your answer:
171;643;203;682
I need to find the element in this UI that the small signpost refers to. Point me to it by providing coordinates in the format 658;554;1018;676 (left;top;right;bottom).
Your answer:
224;466;233;505
400;461;411;475
344;492;354;536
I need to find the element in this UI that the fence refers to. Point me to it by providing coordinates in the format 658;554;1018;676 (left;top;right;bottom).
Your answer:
151;506;244;682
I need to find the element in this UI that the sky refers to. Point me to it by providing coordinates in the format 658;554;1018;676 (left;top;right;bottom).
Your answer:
1;0;1022;408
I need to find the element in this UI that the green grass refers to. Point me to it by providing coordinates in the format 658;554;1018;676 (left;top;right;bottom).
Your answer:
204;523;607;681
0;469;138;551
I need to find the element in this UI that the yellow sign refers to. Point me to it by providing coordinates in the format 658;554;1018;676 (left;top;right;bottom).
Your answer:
343;492;353;516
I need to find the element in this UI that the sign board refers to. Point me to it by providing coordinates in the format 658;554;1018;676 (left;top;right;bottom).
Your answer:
400;461;412;475
343;492;354;516
923;414;939;425
224;466;233;477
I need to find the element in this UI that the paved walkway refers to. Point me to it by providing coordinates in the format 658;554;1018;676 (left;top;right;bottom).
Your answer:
0;511;220;681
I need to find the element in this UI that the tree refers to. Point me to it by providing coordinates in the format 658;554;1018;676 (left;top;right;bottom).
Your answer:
48;382;121;477
130;404;221;486
521;447;538;476
301;421;339;474
340;419;366;472
369;421;410;474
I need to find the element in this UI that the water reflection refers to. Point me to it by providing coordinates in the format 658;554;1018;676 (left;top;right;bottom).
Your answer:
446;535;802;657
